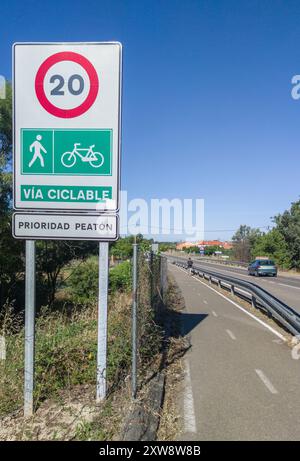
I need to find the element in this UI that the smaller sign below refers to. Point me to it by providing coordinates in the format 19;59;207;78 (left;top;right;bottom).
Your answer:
13;212;118;241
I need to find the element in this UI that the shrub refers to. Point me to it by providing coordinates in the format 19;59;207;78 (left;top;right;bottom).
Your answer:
66;258;132;305
67;256;98;305
109;261;132;293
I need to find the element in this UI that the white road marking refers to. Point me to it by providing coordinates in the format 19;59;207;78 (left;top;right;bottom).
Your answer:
173;266;286;342
255;369;278;394
277;282;300;290
183;358;197;434
191;274;286;341
203;299;208;305
226;329;236;340
272;338;284;344
212;310;218;317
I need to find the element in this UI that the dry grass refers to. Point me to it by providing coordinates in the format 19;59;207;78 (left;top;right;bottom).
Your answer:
0;257;180;441
157;338;186;441
157;274;190;441
0;292;133;418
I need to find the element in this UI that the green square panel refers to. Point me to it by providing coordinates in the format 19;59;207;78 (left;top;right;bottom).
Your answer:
22;130;53;174
53;129;112;175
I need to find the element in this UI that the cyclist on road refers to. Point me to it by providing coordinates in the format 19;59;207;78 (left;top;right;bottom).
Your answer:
187;257;193;275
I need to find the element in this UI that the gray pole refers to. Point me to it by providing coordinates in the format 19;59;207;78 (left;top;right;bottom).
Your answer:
96;241;109;402
24;240;36;418
150;250;154;308
132;243;138;399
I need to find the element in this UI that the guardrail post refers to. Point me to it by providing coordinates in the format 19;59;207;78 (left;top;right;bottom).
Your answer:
251;295;257;309
209;276;212;284
218;279;221;288
231;285;235;296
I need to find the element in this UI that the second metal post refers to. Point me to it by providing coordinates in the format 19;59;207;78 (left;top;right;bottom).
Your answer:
96;241;109;402
132;243;138;399
24;240;36;418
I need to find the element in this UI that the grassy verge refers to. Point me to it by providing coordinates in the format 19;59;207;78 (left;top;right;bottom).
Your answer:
0;256;165;441
0;291;132;417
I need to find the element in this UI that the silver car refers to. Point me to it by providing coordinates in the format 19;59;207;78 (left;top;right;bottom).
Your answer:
248;259;277;277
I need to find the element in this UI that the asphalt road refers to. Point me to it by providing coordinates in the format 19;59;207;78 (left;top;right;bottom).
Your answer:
170;264;300;441
169;255;300;312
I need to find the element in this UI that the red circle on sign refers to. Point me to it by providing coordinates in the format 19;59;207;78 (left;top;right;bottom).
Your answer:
35;51;99;118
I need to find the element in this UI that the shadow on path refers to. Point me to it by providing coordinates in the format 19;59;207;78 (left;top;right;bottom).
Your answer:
179;312;208;336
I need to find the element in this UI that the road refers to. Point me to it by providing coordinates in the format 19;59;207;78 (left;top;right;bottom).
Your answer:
169;263;300;441
169;255;300;312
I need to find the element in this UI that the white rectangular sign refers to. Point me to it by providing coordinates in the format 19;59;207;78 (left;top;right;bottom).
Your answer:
13;42;121;212
13;213;118;241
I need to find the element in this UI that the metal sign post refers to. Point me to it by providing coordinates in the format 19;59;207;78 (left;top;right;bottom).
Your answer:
96;242;109;402
132;243;138;399
24;240;36;417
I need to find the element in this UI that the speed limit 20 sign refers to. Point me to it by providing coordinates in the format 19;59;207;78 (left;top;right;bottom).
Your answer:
13;42;122;214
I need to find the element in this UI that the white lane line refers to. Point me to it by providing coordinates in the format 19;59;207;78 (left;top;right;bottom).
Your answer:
203;299;208;305
191;275;286;342
277;282;300;290
212;310;218;317
183;358;197;434
226;329;236;340
255;369;278;394
171;267;288;342
272;338;284;344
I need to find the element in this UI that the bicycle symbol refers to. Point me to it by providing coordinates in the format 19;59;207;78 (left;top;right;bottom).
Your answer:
61;143;104;168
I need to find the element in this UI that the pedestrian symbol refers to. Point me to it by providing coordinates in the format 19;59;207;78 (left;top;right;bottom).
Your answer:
28;135;47;168
21;129;112;176
22;130;53;174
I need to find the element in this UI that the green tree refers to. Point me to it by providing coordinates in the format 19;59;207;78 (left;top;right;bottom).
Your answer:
110;235;153;260
251;229;291;268
36;240;97;306
274;199;300;269
159;242;176;252
183;245;199;254
204;245;223;255
0;82;24;309
232;225;261;262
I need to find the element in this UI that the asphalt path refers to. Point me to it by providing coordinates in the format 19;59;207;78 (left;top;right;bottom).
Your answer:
170;264;300;441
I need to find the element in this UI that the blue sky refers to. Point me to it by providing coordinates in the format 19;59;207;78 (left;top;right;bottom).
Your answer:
1;0;300;240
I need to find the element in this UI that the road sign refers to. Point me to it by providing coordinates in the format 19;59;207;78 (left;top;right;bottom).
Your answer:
13;212;118;241
13;42;121;212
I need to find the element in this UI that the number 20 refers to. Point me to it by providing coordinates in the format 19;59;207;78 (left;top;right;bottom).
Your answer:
50;74;84;96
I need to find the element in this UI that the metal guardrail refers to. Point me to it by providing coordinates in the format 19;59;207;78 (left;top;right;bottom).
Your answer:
193;256;248;268
171;253;248;268
170;257;300;336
